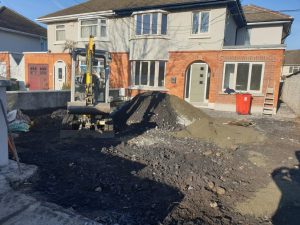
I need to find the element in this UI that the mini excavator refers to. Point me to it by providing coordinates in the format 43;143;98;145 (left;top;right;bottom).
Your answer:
61;36;114;138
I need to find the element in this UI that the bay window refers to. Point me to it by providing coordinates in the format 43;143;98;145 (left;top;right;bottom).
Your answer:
132;61;166;87
192;11;210;34
135;13;168;36
222;62;264;92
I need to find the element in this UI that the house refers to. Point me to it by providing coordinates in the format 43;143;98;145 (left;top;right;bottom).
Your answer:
282;50;300;77
0;6;47;82
36;0;293;113
281;50;300;115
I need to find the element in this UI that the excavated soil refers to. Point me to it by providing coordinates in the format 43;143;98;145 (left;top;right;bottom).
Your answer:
13;95;300;225
114;92;264;148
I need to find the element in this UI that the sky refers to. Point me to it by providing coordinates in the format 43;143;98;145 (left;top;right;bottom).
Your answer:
0;0;299;49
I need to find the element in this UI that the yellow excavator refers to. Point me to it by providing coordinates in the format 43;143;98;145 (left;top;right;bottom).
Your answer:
61;36;114;138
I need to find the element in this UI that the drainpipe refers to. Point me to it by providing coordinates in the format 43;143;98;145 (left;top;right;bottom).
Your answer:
0;80;10;167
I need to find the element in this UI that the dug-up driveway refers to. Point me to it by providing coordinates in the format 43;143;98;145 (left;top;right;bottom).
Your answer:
0;161;100;225
10;93;300;225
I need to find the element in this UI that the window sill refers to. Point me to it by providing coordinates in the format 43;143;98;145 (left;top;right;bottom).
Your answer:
78;38;110;42
218;92;264;97
128;86;168;91
130;35;170;41
189;35;211;39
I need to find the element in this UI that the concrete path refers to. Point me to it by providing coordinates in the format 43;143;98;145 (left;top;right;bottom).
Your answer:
0;161;101;225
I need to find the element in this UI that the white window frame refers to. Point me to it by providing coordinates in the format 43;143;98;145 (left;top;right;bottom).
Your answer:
79;18;109;41
222;62;265;94
289;65;300;74
79;58;105;75
55;24;66;42
134;12;168;36
191;11;211;36
99;19;108;38
131;61;166;88
0;62;6;78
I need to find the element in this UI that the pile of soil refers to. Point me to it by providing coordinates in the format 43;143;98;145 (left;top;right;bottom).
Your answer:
112;92;208;131
174;118;265;148
113;92;264;148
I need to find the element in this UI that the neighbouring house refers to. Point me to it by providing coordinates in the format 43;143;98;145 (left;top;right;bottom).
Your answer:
36;0;293;113
0;6;47;84
282;50;300;77
281;50;300;115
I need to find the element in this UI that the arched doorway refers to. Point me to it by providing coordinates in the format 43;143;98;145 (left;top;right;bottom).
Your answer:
54;60;66;90
184;61;210;104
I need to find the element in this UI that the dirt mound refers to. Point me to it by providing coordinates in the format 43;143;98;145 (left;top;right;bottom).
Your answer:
113;92;207;131
113;92;264;148
174;118;265;148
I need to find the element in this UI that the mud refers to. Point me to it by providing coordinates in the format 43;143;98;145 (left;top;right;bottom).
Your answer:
13;101;300;225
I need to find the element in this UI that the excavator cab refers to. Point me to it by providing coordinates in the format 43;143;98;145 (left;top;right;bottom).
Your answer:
61;36;114;138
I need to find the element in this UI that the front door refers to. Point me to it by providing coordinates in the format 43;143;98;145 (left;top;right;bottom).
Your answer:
185;63;208;103
54;61;66;90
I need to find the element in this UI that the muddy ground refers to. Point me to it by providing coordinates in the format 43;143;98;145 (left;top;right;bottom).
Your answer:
14;106;300;225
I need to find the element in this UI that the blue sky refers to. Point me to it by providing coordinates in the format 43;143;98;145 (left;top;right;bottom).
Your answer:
1;0;299;49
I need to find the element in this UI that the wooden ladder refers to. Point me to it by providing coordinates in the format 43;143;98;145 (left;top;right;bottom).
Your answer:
263;83;275;116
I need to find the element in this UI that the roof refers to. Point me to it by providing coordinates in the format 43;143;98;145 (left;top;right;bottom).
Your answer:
284;50;300;65
0;6;46;37
243;5;293;23
40;0;235;19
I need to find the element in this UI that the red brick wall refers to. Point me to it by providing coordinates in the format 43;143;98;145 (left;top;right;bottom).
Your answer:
0;52;10;79
24;52;130;91
167;49;284;109
24;53;71;89
110;53;130;89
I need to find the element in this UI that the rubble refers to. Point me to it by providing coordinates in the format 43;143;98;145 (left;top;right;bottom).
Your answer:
12;96;300;225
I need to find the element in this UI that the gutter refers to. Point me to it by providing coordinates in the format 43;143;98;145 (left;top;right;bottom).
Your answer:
37;10;115;23
115;0;233;15
282;18;294;43
247;20;292;26
37;0;244;26
0;26;46;39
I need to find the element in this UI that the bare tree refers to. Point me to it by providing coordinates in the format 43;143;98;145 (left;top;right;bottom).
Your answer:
63;40;77;53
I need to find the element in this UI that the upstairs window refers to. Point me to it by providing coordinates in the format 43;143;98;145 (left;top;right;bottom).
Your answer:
161;14;168;35
132;61;166;87
80;19;98;38
56;25;65;41
192;11;210;34
100;19;108;37
222;62;264;92
135;13;168;36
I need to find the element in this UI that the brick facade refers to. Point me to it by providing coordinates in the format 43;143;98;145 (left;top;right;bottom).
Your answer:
21;49;284;112
0;52;10;79
110;53;130;89
24;53;72;90
166;49;284;111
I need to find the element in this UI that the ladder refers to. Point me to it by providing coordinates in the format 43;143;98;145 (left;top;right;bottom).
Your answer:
263;84;275;116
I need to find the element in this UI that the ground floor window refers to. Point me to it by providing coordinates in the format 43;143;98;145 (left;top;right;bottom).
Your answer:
289;66;300;74
79;58;105;76
0;62;6;78
132;61;166;87
222;62;264;92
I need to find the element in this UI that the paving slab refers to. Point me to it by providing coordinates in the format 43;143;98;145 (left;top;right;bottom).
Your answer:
0;161;101;225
